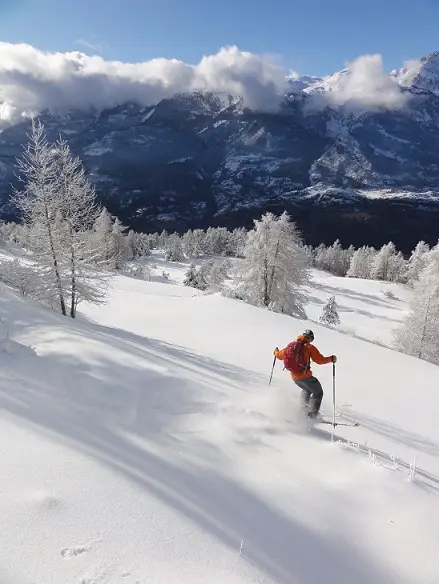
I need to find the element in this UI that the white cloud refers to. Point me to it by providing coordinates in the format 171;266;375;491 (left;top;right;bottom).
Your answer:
0;43;288;123
310;54;408;112
0;44;417;125
393;58;423;87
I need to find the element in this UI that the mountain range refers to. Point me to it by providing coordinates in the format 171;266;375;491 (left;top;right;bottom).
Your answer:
2;51;439;251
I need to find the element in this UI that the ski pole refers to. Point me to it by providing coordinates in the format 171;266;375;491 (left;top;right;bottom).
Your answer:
269;354;277;386
332;361;336;441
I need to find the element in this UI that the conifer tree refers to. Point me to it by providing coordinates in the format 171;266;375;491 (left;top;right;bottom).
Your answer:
319;295;340;325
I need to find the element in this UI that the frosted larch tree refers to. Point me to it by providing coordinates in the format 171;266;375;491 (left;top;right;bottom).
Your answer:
12;119;67;314
13;121;114;317
54;139;106;317
236;211;309;317
347;246;376;279
406;241;430;285
370;242;398;281
394;245;439;364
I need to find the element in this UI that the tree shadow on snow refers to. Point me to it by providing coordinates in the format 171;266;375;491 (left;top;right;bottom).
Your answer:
310;281;399;309
0;298;392;584
306;292;402;326
0;394;391;583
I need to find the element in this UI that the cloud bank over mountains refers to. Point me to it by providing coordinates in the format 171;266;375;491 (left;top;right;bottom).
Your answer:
0;42;426;124
0;43;287;122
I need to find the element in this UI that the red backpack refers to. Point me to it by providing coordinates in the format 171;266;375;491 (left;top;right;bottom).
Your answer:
283;340;309;375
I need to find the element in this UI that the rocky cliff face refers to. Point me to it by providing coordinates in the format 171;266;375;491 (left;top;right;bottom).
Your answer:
2;53;439;251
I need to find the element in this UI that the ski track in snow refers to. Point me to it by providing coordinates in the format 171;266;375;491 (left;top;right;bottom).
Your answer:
1;250;439;583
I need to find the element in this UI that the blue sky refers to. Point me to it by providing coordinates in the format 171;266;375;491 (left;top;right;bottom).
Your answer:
0;0;438;76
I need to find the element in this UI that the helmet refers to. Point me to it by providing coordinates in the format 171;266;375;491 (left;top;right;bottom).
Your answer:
303;329;314;342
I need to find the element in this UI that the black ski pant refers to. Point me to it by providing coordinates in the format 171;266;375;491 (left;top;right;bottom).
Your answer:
293;376;323;415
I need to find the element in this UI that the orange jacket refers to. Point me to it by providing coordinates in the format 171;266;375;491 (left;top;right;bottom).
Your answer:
274;335;332;380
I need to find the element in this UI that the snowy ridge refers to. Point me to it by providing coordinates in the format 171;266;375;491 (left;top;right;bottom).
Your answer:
302;51;439;97
1;249;439;583
391;51;439;95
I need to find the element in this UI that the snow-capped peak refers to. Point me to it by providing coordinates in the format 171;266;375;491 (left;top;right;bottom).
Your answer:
293;51;439;102
391;51;439;96
302;69;351;95
286;75;324;93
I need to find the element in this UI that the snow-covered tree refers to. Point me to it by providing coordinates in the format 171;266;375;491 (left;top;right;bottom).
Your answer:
110;218;130;270
54;138;109;316
0;221;13;244
15;223;31;248
327;240;345;276
347;246;376;279
204;227;230;256
13;120;112;317
314;243;329;272
314;240;355;276
93;210;130;270
302;245;314;268
126;230;152;259
207;262;226;291
93;208;114;263
147;232;160;250
370;242;398;281
183;263;207;290
126;230;137;259
0;258;44;299
13;120;68;314
342;245;356;276
123;263;151;281
319;295;340;325
183;264;197;287
165;233;185;262
228;227;247;258
235;211;309;317
197;259;229;292
141;233;154;256
0;221;29;247
182;229;196;257
163;226;247;259
394;246;439;364
406;241;430;285
192;229;207;257
387;251;407;283
157;229;169;249
218;258;232;280
181;229;206;258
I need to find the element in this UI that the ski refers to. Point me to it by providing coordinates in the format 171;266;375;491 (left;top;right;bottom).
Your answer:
316;418;359;428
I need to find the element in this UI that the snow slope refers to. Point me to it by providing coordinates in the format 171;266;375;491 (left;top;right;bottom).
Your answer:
1;255;439;584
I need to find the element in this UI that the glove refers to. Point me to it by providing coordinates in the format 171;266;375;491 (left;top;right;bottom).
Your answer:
273;347;279;356
332;355;337;363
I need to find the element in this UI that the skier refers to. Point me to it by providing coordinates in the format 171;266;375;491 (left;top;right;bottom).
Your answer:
273;329;336;419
